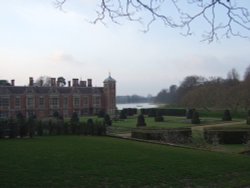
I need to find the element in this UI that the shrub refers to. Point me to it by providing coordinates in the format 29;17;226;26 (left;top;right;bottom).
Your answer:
191;110;200;124
70;112;79;134
222;110;232;121
154;110;164;122
186;108;195;119
119;109;127;119
97;109;105;118
8;118;18;138
136;114;146;127
247;110;250;125
37;120;43;136
104;114;112;126
148;108;156;117
247;117;250;125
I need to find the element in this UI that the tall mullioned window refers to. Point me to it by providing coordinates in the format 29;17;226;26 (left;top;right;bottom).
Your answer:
51;97;58;106
0;97;9;107
39;97;44;106
15;97;20;107
27;97;33;106
74;97;80;107
94;96;101;105
64;97;68;107
83;97;88;105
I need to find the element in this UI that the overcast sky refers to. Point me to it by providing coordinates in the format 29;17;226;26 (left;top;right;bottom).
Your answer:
1;0;250;96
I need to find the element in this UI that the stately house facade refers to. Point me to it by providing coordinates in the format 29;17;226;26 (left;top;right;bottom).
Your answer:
0;75;116;119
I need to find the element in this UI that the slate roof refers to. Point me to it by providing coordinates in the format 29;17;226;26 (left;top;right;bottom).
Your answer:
0;86;103;95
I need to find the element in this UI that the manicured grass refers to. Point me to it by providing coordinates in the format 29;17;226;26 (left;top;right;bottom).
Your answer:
112;116;241;129
1;136;250;187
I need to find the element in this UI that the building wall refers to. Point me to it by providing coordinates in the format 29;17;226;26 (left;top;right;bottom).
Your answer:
0;78;116;119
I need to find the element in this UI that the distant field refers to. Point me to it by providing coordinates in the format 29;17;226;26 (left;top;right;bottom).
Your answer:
0;136;250;187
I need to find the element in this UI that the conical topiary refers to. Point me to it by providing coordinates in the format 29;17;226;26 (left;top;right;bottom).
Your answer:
137;114;146;127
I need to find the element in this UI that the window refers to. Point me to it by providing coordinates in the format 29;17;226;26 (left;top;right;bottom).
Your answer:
51;97;58;106
83;97;88;105
94;96;101;105
74;97;80;107
64;97;68;107
0;97;9;107
39;97;44;106
27;97;33;106
15;97;20;107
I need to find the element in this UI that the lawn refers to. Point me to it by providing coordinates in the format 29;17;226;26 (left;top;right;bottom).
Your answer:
112;115;242;129
1;136;250;187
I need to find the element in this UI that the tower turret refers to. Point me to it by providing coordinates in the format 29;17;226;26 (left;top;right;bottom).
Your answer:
103;74;116;116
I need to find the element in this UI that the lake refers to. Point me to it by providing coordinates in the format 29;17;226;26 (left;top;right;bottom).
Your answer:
116;103;158;110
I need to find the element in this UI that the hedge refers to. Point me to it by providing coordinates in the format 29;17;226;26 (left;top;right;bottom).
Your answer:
140;108;186;117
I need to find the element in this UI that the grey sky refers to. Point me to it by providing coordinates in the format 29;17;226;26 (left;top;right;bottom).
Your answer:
0;0;250;96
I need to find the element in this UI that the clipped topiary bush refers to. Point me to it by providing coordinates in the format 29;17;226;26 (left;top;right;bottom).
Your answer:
247;117;250;125
104;114;112;126
154;110;164;122
191;110;200;124
186;108;195;119
119;109;127;119
222;109;232;121
136;114;146;127
247;110;250;125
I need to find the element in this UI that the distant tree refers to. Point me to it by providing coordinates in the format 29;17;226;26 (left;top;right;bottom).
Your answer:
226;68;240;86
244;65;250;81
57;76;66;87
34;76;52;87
0;80;11;86
136;114;146;127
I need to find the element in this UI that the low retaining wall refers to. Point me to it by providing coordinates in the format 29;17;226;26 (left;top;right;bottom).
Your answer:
131;128;192;144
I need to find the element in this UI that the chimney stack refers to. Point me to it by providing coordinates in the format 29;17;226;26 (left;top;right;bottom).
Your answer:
87;79;92;87
72;79;79;87
11;79;15;86
80;81;86;87
51;78;56;87
68;81;71;87
29;77;34;86
40;79;43;87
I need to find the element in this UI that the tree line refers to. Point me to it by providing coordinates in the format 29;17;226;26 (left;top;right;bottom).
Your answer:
154;66;250;113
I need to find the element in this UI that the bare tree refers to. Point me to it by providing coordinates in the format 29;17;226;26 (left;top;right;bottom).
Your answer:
54;0;250;42
34;76;52;87
244;65;250;81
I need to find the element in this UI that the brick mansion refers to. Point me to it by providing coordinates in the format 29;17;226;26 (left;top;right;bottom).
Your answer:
0;75;116;119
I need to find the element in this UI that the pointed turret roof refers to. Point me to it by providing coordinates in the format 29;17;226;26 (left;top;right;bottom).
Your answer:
104;73;116;83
